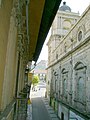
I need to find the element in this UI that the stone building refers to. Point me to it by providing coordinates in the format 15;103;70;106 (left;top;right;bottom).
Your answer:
32;60;47;81
47;2;90;120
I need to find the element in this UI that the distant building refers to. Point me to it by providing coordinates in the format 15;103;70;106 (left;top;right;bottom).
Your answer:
47;2;90;120
33;60;47;81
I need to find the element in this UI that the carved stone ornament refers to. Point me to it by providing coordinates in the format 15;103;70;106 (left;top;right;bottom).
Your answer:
14;0;26;29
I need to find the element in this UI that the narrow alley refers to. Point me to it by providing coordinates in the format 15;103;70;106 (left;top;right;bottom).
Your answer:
29;81;59;120
1;1;90;120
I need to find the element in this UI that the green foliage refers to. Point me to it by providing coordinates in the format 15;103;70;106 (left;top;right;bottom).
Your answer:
32;75;39;86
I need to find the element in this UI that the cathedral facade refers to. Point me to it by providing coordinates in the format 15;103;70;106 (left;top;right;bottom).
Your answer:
47;2;90;120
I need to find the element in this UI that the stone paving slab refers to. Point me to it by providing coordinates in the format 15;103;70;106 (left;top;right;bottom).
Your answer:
27;104;32;120
44;100;49;102
52;118;60;120
46;106;52;108
47;109;54;112
48;110;55;114
42;98;60;120
32;98;51;120
44;103;49;105
49;114;57;118
27;97;60;120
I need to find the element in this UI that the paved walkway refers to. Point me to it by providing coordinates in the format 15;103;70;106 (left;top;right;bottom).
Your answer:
27;104;32;120
31;97;59;120
32;97;51;120
42;98;59;120
27;83;59;120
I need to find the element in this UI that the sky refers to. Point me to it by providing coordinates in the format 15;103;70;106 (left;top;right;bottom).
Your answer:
37;0;90;63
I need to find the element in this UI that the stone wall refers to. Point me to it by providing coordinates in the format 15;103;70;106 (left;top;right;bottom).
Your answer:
47;4;90;117
0;0;13;111
0;1;29;119
49;5;90;67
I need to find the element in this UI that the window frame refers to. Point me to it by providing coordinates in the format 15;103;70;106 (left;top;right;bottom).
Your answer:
74;62;86;103
62;68;68;98
78;30;83;41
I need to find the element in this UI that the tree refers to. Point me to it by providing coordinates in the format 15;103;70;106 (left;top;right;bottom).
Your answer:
32;75;39;86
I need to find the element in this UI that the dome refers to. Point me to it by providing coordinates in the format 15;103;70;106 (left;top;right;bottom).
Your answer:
59;2;71;12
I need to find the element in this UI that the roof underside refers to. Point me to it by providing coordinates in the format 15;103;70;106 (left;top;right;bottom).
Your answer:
29;0;62;62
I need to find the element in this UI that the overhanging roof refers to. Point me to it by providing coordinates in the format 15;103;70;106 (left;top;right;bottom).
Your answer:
29;0;62;62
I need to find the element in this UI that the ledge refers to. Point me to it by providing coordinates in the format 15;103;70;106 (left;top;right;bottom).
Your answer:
47;35;90;69
57;99;90;119
0;99;16;120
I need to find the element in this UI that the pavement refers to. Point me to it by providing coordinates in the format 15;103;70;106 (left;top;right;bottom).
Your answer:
27;97;59;120
27;104;32;120
26;81;60;120
32;97;51;120
42;97;59;120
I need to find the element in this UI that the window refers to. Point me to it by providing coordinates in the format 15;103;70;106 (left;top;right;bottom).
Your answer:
74;62;86;102
63;20;71;30
78;31;82;41
56;53;58;59
63;78;67;96
78;77;84;101
64;42;67;52
62;68;68;98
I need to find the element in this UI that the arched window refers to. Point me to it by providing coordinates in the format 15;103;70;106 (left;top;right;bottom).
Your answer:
63;20;71;30
62;68;68;98
78;77;84;101
78;31;82;41
56;52;58;59
63;78;67;95
74;62;86;102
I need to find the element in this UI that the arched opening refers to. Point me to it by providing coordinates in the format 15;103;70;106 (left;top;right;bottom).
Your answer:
74;62;86;103
62;68;68;98
78;31;82;41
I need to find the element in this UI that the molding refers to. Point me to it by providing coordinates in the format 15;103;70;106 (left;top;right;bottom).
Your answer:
0;99;16;120
58;99;90;119
47;35;90;69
